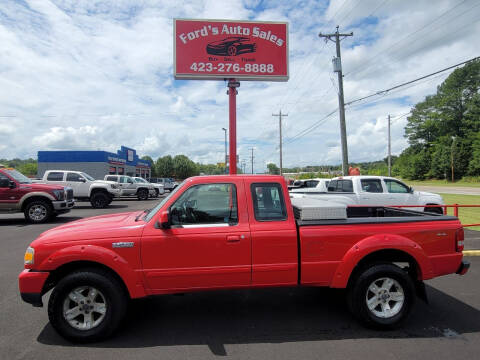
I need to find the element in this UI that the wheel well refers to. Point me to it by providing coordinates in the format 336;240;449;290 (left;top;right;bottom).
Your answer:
43;261;130;299
347;249;421;288
90;188;109;196
136;187;148;193
425;203;443;213
21;196;52;211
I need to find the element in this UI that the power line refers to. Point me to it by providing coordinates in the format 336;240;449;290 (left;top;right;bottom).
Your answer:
345;56;480;107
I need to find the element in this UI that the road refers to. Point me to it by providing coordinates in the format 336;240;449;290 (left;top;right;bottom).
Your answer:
1;198;480;359
413;185;480;196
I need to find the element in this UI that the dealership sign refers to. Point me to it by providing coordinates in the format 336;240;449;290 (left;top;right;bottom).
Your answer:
174;19;288;81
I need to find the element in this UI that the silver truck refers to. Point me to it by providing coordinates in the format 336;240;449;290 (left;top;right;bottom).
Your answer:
104;175;156;200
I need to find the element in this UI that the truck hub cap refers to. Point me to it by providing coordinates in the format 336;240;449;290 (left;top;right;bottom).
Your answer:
365;277;404;318
29;205;47;220
63;286;107;330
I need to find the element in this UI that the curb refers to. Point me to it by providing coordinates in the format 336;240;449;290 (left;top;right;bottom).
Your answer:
463;250;480;256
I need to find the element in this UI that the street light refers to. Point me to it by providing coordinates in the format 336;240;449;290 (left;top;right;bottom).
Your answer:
222;127;227;174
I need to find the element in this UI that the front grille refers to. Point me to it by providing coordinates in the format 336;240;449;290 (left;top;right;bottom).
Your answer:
66;189;74;200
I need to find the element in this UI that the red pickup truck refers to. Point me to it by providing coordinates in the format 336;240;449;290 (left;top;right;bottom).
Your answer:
19;175;469;342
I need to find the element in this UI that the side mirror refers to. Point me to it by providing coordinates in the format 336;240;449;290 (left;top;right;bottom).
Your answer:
157;210;170;229
409;187;414;193
80;178;87;182
127;179;133;184
9;181;16;189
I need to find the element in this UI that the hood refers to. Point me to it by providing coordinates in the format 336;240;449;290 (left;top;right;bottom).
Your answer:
32;211;146;245
416;190;444;200
19;182;65;191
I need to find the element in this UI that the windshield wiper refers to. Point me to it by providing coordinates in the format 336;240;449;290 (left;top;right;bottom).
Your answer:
135;208;150;221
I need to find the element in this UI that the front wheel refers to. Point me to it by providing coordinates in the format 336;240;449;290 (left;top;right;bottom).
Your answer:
347;263;415;329
24;200;53;223
90;192;110;208
137;189;148;201
48;268;128;342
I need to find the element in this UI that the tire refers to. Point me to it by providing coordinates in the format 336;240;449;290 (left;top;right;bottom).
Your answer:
137;188;148;201
227;45;237;56
48;268;128;342
154;189;159;198
347;263;415;329
24;199;53;224
90;192;110;209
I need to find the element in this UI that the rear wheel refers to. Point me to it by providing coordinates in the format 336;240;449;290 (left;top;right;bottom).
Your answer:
137;188;148;201
347;263;415;329
48;268;128;342
90;192;110;208
24;200;53;223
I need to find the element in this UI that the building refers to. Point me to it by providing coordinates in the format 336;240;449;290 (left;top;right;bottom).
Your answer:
38;146;152;180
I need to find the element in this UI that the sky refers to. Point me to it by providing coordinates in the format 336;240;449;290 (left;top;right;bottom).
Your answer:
0;0;479;173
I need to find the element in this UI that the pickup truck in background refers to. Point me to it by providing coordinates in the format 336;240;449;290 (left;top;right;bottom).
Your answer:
19;175;469;342
104;174;156;200
40;170;121;209
132;176;165;197
0;165;74;223
289;178;330;194
291;176;445;214
149;177;177;191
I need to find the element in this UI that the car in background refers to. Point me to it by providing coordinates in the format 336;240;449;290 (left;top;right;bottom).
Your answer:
132;177;164;197
0;165;74;223
104;175;156;200
149;177;177;191
289;178;331;194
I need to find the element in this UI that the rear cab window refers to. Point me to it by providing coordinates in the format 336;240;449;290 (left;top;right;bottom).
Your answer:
47;172;64;181
251;183;287;221
328;179;353;192
105;176;117;182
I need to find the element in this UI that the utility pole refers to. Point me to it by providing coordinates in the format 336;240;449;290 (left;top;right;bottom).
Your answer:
222;127;227;174
387;115;391;177
272;110;288;176
249;147;255;174
319;26;353;176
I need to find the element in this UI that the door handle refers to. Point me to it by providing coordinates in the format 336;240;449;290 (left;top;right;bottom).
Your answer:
226;235;240;243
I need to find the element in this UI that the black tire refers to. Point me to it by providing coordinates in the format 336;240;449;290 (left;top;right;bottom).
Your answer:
137;188;148;201
425;206;443;215
24;199;53;224
227;45;237;56
154;189;159;198
48;268;128;342
347;263;415;329
90;192;110;208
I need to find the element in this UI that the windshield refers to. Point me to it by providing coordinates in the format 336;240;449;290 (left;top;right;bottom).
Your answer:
81;172;95;181
4;169;32;184
144;180;186;222
135;178;147;183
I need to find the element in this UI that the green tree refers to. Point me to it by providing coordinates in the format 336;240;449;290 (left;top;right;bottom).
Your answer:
267;163;280;175
17;162;38;177
155;155;174;177
173;155;198;179
468;132;480;176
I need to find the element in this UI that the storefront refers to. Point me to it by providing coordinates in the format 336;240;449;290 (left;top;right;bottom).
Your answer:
38;146;152;180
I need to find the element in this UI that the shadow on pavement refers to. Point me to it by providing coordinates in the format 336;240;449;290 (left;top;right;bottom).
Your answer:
72;205;129;210
37;285;480;355
0;216;83;227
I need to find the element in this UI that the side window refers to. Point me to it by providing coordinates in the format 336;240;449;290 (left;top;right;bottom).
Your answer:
385;179;409;193
120;176;129;183
66;173;84;182
305;180;319;188
341;180;353;192
170;183;238;226
251;183;287;221
106;176;117;182
327;180;337;191
361;179;383;193
47;172;64;181
0;173;10;187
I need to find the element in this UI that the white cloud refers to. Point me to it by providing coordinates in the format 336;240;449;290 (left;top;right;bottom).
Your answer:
0;0;479;172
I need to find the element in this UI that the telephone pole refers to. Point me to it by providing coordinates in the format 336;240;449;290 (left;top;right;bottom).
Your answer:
387;115;391;177
249;147;255;174
272;110;288;176
319;26;353;176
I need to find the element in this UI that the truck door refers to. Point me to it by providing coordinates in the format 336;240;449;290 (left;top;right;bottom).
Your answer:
65;172;86;197
358;178;389;206
383;178;415;208
248;182;298;286
0;173;17;210
141;180;251;292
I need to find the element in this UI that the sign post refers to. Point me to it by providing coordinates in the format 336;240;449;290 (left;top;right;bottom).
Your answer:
174;19;288;174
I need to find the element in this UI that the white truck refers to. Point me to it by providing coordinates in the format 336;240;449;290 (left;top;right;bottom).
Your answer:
104;174;156;200
290;176;444;214
132;176;165;197
40;170;121;208
289;178;331;194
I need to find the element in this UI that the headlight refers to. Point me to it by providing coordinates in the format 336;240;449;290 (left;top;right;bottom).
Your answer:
24;246;34;265
111;184;118;189
52;189;65;200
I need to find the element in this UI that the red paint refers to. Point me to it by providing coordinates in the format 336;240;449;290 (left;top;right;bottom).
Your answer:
174;19;288;81
229;79;237;175
19;175;468;304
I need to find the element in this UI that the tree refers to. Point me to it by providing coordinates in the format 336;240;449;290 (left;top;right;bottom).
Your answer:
173;155;198;179
267;163;280;175
17;162;37;177
155;155;174;178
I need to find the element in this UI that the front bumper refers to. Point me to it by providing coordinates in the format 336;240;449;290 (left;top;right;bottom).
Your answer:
18;269;50;307
51;199;75;211
456;259;470;275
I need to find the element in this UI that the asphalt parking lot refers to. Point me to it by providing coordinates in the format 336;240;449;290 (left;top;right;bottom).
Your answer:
1;197;480;359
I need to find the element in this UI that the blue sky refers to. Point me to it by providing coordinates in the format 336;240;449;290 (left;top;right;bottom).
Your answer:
0;0;479;172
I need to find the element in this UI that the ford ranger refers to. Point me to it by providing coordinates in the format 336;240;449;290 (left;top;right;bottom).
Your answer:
18;175;469;342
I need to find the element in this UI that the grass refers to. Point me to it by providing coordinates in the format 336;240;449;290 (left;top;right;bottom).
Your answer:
405;179;480;188
439;193;480;231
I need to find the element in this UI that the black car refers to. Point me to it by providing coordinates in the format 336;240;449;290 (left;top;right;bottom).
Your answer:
206;37;257;56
